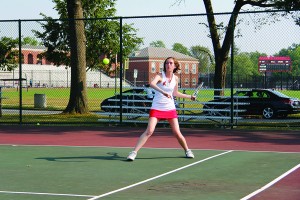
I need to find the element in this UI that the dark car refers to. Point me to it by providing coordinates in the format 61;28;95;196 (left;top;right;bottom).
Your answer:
100;87;179;113
203;89;300;119
100;88;152;113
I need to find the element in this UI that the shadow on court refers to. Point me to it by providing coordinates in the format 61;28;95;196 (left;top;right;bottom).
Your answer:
35;152;124;162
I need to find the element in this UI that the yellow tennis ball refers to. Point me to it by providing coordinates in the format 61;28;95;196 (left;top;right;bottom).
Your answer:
103;58;110;65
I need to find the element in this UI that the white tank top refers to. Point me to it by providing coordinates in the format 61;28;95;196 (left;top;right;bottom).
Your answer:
151;72;176;111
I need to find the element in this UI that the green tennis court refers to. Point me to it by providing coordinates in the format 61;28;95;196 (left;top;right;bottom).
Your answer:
1;145;299;200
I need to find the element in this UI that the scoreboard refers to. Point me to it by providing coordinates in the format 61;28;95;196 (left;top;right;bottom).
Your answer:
258;56;291;72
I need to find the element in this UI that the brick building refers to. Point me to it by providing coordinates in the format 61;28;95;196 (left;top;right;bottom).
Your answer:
3;45;120;88
14;46;199;88
21;45;51;65
125;47;199;88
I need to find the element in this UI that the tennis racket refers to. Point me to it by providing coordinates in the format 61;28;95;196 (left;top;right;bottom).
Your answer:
193;82;204;97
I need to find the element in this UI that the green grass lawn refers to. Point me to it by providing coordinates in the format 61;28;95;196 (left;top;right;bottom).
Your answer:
1;87;117;111
3;87;300;111
0;145;299;200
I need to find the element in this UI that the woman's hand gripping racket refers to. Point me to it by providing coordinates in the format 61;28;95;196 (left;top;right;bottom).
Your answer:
192;82;204;101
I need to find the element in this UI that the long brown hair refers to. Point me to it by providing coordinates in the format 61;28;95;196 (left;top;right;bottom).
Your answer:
163;57;181;73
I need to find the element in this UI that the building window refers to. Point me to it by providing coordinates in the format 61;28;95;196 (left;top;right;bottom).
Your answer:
159;62;163;73
184;78;189;85
37;54;43;65
192;78;196;86
151;62;156;73
28;54;33;64
179;63;182;74
191;64;196;74
185;63;189;74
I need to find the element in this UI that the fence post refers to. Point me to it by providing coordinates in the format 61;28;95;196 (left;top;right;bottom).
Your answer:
18;19;23;124
0;87;2;117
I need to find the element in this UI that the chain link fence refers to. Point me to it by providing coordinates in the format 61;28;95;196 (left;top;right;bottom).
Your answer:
0;10;299;128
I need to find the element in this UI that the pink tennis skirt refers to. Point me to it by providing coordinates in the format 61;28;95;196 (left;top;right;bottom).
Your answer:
149;109;178;120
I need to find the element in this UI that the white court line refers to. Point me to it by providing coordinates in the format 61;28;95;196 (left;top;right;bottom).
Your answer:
241;163;300;200
87;150;233;200
0;190;94;198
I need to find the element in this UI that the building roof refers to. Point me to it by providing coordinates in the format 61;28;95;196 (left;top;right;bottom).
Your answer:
131;47;198;61
22;45;46;50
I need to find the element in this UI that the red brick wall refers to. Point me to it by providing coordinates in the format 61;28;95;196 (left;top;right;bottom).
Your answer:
21;49;49;65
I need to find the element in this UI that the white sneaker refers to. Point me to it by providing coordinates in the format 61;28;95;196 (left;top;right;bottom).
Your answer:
185;149;194;158
127;151;137;161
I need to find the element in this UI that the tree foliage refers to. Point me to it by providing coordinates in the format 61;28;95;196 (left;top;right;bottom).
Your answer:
276;43;300;76
31;0;144;114
0;36;44;71
190;45;214;74
34;0;143;73
149;40;166;48
172;43;191;56
226;43;300;81
22;36;41;46
178;0;300;96
0;37;19;71
229;51;260;77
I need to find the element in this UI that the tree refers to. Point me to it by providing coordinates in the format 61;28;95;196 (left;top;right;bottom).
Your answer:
178;0;299;96
172;43;191;56
275;0;300;25
228;52;257;78
22;36;41;46
0;37;19;71
190;45;214;75
276;43;300;76
34;0;142;72
149;40;166;48
0;36;43;71
63;0;88;114
247;51;267;77
33;0;143;114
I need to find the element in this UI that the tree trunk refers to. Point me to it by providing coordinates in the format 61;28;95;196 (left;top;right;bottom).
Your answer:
214;54;228;96
203;0;241;97
63;0;88;114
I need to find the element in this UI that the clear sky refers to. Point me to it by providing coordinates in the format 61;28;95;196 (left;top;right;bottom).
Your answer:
0;0;234;20
0;0;298;55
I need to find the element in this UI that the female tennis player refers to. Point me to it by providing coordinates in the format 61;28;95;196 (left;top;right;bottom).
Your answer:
127;57;196;161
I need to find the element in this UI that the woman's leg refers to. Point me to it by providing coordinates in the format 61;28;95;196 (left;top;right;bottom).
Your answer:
132;117;158;152
168;118;189;151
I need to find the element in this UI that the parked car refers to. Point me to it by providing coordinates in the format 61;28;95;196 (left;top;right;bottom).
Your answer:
100;87;180;113
203;89;300;119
